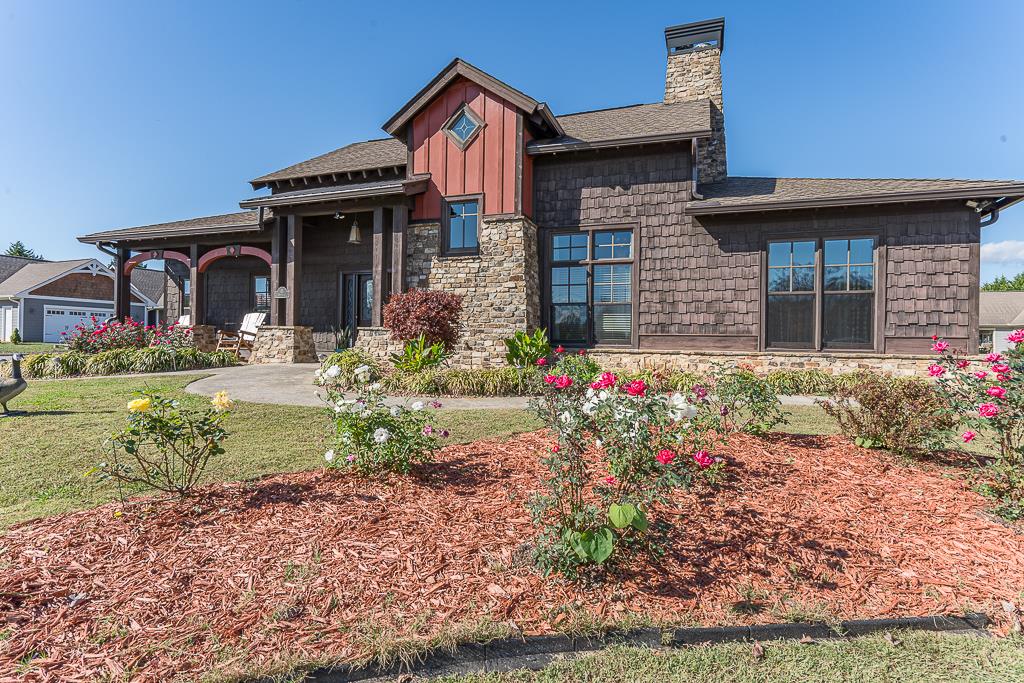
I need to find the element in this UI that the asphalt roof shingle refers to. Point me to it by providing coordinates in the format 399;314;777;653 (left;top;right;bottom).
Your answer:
687;177;1024;214
80;211;266;243
130;267;167;308
529;100;712;151
0;259;95;297
0;255;36;286
251;139;407;185
980;292;1024;328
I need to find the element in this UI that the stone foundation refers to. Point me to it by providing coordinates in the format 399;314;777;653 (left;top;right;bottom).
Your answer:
250;326;318;364
590;348;957;377
191;325;218;353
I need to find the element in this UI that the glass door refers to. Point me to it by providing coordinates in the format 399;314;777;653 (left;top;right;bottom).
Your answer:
339;272;373;346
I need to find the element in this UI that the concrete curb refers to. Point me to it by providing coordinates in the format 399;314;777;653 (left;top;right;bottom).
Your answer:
247;612;988;682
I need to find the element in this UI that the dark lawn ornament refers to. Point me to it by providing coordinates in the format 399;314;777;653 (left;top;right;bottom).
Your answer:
0;353;27;416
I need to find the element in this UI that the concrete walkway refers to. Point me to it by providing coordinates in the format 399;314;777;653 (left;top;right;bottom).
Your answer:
183;363;825;410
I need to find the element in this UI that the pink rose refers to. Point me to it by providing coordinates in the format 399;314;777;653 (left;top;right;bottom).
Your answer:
590;372;617;390
962;431;977;443
554;375;573;389
693;385;708;400
1009;329;1024;344
551;444;560;453
577;349;586;355
993;363;1012;374
693;450;714;469
979;403;1000;418
956;359;970;370
623;379;648;397
927;364;945;377
987;386;1007;399
543;374;557;385
656;449;677;465
603;476;617;486
536;358;547;366
422;425;434;436
987;353;1003;363
555;345;565;354
998;373;1012;382
931;340;949;353
974;371;989;380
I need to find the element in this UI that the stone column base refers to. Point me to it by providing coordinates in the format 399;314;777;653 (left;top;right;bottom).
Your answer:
192;325;218;353
250;326;318;364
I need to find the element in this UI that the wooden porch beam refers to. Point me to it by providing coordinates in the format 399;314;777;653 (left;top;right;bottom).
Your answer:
114;247;132;320
270;218;284;326
391;205;407;299
371;207;385;327
189;243;204;325
285;215;303;326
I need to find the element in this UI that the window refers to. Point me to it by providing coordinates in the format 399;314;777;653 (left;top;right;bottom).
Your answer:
766;237;876;350
443;104;484;149
444;198;480;254
548;229;634;346
253;275;270;312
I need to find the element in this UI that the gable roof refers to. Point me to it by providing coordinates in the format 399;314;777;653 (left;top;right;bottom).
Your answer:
686;177;1024;215
79;210;267;244
527;100;712;154
382;58;563;138
250;139;407;188
980;292;1024;328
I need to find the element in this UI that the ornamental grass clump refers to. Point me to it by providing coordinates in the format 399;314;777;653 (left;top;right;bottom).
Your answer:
930;334;1024;516
530;366;723;578
96;391;233;498
317;362;447;475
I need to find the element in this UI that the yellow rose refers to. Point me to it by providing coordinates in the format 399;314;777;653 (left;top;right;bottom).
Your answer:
127;397;152;413
211;391;233;412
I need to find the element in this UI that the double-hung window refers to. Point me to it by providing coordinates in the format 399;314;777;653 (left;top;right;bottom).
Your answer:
443;198;480;255
253;275;270;312
548;229;634;346
766;237;876;350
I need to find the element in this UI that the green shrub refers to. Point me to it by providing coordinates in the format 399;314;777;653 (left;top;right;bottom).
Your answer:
702;367;786;435
18;348;235;378
504;329;551;368
818;375;955;455
553;351;601;385
390;334;449;373
318;348;383;387
9;328;21;344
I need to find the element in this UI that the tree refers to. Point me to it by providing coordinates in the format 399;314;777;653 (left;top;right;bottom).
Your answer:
4;241;44;260
983;273;1024;291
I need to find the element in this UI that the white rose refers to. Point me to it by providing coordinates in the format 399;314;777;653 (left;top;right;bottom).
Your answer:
411;401;425;411
390;406;403;417
324;450;335;462
325;365;341;378
595;439;603;449
373;427;390;444
370;382;382;391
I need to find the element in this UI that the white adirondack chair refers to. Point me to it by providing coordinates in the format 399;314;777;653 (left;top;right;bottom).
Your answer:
176;314;191;326
216;312;266;358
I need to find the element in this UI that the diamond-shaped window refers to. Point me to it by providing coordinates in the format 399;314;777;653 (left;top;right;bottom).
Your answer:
443;105;484;149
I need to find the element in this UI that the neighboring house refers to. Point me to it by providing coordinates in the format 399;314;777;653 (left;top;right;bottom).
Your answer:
0;256;160;342
77;17;1024;368
979;292;1024;353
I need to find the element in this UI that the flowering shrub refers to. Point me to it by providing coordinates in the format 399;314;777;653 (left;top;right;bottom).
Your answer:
530;367;722;577
96;391;232;497
551;348;601;385
64;316;193;353
931;334;1024;514
697;366;787;436
383;289;464;350
318;363;447;474
317;349;383;388
819;375;955;454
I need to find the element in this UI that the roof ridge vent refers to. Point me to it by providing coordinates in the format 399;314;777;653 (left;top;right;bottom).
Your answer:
665;17;725;54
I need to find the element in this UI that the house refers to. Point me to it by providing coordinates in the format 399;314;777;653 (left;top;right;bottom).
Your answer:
979;292;1024;353
77;17;1024;370
0;256;161;342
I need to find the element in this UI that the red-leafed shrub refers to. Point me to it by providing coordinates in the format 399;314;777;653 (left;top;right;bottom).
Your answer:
383;289;463;350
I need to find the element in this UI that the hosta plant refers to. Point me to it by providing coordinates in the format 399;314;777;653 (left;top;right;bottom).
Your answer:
530;368;722;577
96;391;232;497
504;328;552;368
390;334;450;373
318;362;447;475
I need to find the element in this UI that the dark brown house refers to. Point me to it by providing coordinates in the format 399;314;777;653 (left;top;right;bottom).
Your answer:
79;18;1024;369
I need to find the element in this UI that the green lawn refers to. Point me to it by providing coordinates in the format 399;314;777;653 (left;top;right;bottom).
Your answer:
0;374;543;529
0;342;57;354
441;631;1024;683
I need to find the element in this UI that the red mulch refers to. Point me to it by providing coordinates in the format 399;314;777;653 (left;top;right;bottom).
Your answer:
2;432;1022;681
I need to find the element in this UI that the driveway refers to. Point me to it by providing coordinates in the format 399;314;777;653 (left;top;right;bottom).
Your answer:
184;363;531;410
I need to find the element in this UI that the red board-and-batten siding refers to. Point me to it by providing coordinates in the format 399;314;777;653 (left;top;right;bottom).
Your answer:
410;77;529;220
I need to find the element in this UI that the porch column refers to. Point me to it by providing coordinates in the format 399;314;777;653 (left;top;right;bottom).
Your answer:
285;214;303;326
114;247;132;320
391;205;407;298
270;217;286;326
371;206;385;327
189;243;204;324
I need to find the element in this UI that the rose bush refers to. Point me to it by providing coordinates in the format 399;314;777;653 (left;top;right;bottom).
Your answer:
931;334;1024;515
317;362;447;475
64;316;194;353
530;363;724;577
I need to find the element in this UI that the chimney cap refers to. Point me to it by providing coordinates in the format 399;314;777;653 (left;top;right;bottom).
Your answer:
665;17;725;55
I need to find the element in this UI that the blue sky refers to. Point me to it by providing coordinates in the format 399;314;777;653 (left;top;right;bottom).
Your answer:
1;0;1022;282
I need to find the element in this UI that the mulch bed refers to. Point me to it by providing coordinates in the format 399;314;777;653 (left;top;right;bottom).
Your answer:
2;432;1022;681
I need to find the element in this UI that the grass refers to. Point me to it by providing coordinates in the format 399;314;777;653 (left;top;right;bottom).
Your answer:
0;374;543;529
0;342;57;354
438;631;1024;683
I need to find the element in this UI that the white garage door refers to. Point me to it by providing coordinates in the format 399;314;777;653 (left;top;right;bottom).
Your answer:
43;306;114;342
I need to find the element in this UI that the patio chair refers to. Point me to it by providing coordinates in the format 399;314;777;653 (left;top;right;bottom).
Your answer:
176;314;191;326
215;312;266;359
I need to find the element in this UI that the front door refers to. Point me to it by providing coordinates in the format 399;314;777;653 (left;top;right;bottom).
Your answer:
339;272;373;347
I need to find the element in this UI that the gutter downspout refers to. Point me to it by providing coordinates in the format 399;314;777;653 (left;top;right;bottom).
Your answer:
690;138;703;200
977;196;1024;227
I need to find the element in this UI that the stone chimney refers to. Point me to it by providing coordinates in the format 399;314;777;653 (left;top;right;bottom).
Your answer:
664;18;726;184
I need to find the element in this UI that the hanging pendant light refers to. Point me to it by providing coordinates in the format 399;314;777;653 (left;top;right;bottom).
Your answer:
347;217;362;244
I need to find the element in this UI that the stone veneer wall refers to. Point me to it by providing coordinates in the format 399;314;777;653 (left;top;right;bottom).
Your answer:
250;325;318;364
376;215;540;367
191;325;218;353
590;349;950;378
